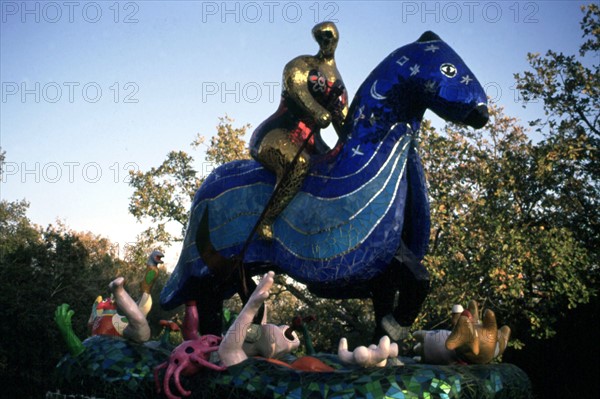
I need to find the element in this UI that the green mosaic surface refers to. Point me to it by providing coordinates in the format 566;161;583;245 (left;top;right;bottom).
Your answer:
54;338;531;399
178;355;531;399
55;335;171;396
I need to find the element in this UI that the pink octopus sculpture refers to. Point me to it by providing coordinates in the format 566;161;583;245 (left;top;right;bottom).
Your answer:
154;334;225;398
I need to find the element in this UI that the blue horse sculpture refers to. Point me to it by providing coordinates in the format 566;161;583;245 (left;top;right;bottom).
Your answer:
161;31;489;337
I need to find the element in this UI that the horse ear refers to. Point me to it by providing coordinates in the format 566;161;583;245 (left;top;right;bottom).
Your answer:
417;31;441;42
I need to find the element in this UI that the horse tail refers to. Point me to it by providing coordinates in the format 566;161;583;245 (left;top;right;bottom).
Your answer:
196;206;238;283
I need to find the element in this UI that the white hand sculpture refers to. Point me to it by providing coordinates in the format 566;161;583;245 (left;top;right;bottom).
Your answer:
338;335;400;367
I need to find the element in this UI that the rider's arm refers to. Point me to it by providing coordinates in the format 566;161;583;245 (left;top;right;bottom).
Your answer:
283;58;331;128
331;85;348;137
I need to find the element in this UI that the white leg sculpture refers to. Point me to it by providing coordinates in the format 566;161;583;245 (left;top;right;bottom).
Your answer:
109;277;151;343
218;271;275;367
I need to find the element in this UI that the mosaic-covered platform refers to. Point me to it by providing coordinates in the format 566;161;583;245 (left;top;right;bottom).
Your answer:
54;340;531;399
176;355;532;399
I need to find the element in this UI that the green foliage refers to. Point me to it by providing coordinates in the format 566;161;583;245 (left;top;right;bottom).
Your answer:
514;4;599;264
129;150;201;246
0;147;5;175
0;198;175;396
0;201;120;395
419;103;595;344
192;115;251;165
128;116;251;253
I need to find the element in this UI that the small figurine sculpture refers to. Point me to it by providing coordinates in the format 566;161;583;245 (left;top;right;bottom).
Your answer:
413;301;511;365
338;335;401;368
249;21;348;239
88;250;163;342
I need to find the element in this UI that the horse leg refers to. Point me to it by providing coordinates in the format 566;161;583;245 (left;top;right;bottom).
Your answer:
392;240;430;328
191;269;264;336
372;240;430;343
371;269;397;343
189;275;224;336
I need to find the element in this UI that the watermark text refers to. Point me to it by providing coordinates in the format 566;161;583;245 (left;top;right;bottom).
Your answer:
1;1;139;23
201;1;339;23
2;82;139;103
400;1;539;24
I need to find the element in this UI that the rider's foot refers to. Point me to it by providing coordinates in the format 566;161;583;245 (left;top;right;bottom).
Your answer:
257;223;274;240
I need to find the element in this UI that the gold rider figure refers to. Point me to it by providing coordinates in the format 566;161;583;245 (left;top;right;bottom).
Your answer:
249;21;348;240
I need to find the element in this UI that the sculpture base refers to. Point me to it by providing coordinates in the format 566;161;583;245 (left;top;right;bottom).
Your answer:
179;355;532;399
54;340;532;399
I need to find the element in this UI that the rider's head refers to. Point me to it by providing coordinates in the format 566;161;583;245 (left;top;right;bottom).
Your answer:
312;21;339;58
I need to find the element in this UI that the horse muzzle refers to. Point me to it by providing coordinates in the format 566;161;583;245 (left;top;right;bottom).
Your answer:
465;104;489;129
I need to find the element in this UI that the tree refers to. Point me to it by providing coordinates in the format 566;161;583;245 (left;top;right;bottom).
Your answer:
418;104;594;345
192;114;251;165
128;116;251;252
514;4;599;266
0;200;127;396
1;150;173;395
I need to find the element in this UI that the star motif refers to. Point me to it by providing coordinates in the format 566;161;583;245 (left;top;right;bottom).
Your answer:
353;105;366;126
460;75;473;85
396;55;409;66
369;112;380;126
424;80;437;93
352;145;364;157
424;44;440;53
409;64;420;76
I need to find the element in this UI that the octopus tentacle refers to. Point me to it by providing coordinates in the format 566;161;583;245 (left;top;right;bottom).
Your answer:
154;362;167;393
192;354;226;371
165;362;187;399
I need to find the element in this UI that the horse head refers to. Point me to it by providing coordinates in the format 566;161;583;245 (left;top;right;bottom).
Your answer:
346;31;488;145
413;31;488;128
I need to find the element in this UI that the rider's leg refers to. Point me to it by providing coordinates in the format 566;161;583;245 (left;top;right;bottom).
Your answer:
256;130;310;239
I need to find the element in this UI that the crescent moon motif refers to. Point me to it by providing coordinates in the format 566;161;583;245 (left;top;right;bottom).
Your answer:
370;80;387;100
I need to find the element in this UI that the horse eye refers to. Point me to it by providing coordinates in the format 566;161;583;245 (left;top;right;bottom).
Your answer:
440;63;457;78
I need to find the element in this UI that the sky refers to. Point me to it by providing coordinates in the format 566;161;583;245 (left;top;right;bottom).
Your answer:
0;0;592;268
